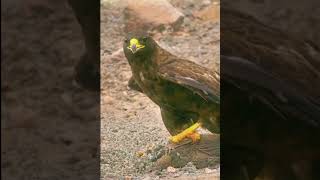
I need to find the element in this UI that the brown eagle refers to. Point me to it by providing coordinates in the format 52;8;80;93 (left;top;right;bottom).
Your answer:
123;35;220;143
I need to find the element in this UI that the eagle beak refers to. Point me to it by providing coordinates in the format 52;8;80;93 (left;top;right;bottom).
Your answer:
130;44;137;53
127;38;145;54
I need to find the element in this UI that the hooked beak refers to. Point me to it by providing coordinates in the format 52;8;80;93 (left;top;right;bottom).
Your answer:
130;44;137;53
127;38;145;54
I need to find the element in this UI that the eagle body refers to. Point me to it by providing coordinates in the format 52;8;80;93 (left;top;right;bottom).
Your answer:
123;37;220;135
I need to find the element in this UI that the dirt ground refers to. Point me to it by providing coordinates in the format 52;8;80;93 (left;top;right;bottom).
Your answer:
101;0;220;179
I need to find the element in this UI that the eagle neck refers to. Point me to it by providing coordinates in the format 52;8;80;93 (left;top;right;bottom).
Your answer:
130;49;158;80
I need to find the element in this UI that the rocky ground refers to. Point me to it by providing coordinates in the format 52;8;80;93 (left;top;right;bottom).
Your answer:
101;0;220;179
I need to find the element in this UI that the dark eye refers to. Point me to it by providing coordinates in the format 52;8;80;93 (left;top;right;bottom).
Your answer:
124;38;129;43
141;37;148;43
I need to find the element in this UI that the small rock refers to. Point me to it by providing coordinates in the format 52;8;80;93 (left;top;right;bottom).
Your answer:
142;176;152;180
166;166;176;173
124;0;184;33
136;151;145;157
193;3;220;22
155;154;172;169
205;167;214;174
103;95;114;105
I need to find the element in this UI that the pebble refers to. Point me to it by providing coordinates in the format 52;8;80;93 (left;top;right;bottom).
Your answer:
103;95;114;105
204;167;214;174
167;166;176;173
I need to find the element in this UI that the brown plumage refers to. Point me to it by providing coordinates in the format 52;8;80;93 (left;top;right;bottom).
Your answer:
123;35;220;137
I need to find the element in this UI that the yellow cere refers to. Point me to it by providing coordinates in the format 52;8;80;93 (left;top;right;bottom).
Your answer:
127;38;145;53
130;38;139;46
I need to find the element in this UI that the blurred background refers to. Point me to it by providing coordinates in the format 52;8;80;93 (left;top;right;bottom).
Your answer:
2;0;100;179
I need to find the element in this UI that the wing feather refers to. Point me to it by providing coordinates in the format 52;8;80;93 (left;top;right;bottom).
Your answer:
158;57;220;103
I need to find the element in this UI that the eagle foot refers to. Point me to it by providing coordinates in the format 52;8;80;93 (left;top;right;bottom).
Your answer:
169;122;201;143
187;132;201;143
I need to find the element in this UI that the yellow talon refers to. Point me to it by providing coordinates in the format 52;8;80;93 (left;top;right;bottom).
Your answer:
187;132;201;143
170;122;202;143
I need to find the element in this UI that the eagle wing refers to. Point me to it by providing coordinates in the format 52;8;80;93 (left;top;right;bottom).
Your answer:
157;57;220;104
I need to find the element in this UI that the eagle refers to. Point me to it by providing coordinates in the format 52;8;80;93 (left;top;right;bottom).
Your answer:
221;8;320;180
123;35;220;143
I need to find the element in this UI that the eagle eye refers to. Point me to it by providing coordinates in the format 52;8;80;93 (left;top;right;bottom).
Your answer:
141;37;148;43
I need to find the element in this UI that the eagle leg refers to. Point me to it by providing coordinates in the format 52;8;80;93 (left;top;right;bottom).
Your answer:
170;122;202;143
